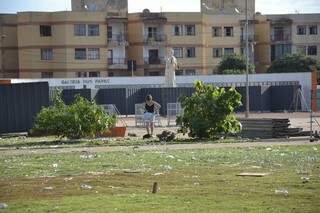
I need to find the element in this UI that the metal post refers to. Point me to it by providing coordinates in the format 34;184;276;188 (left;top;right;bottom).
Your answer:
245;0;250;118
131;60;134;77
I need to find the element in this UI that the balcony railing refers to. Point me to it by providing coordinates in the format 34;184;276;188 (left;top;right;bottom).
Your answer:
143;34;167;45
107;33;128;46
144;57;166;65
108;58;127;66
240;34;258;42
271;33;292;42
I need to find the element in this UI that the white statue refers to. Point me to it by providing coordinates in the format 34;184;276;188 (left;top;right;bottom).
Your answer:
164;49;178;87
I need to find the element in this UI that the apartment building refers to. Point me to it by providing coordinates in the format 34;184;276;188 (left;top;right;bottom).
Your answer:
0;0;319;78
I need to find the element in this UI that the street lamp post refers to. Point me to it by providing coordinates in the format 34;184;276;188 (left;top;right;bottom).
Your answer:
245;0;250;118
0;34;6;79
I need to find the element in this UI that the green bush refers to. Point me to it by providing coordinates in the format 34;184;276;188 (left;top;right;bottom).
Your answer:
217;54;255;74
221;69;246;75
31;91;116;139
267;54;317;73
176;81;242;139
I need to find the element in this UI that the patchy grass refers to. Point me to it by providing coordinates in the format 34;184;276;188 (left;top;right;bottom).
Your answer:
0;136;239;149
0;145;319;212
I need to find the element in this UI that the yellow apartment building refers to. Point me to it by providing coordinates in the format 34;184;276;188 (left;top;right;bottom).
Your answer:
0;0;319;78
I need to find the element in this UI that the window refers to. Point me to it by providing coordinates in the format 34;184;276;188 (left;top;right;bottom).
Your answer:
309;26;318;35
185;25;195;36
186;47;196;58
224;48;234;56
212;48;222;58
87;48;100;60
41;48;53;60
77;72;87;77
147;27;157;38
107;26;113;39
224;27;233;37
185;69;196;76
297;46;306;55
212;27;222;37
173;47;183;58
75;48;86;60
173;25;183;36
41;72;53;78
88;24;99;36
40;25;52;37
74;24;86;36
297;25;306;35
89;72;100;77
308;46;317;56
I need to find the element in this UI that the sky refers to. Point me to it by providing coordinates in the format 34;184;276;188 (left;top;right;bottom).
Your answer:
0;0;320;14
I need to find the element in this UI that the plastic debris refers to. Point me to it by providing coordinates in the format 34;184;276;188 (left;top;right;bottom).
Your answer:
153;173;164;176
0;203;8;209
301;176;310;183
275;189;289;196
80;184;92;190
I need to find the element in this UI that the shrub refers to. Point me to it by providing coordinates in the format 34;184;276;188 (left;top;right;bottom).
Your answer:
217;54;255;74
267;54;317;73
176;81;242;139
31;91;116;139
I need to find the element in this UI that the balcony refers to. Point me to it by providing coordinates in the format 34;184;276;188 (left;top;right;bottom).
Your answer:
271;33;292;42
240;34;258;43
140;11;167;24
143;34;167;46
108;58;128;69
107;34;129;47
144;57;166;65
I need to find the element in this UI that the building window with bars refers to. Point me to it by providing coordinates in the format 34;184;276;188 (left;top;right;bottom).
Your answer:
87;48;100;60
77;72;87;77
186;47;196;58
309;26;318;35
41;72;53;78
89;72;100;77
41;48;53;60
74;24;86;36
185;69;196;75
212;48;222;58
297;25;306;35
296;46;306;55
40;25;52;37
224;48;234;56
173;25;183;36
75;48;87;60
88;24;100;36
307;46;317;56
224;27;233;37
173;47;183;58
185;25;195;36
212;27;222;37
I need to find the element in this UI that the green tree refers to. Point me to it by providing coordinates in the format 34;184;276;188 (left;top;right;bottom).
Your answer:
176;81;242;139
267;54;317;73
31;91;116;139
217;54;255;74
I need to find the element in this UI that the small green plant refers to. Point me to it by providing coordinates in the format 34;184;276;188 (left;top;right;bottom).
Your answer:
176;81;242;139
217;54;255;74
31;91;116;139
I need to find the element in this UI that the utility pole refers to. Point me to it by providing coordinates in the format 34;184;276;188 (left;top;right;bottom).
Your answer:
1;34;6;79
245;0;250;118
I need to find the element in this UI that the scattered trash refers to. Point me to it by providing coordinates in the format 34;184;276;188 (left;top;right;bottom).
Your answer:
163;165;172;170
64;177;73;182
0;203;8;209
177;159;183;162
313;147;318;151
275;189;289;196
193;182;200;186
166;155;175;159
157;131;176;142
250;166;262;169
266;148;272;151
237;173;270;177
80;155;94;159
128;133;137;137
280;153;285;156
301;176;310;183
52;164;58;168
123;170;142;174
191;157;197;160
80;184;92;190
43;186;53;191
153;173;164;176
108;186;122;189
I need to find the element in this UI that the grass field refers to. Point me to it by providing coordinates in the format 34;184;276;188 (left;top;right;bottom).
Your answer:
0;144;320;212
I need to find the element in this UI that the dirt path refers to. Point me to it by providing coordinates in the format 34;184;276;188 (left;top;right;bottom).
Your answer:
0;138;319;156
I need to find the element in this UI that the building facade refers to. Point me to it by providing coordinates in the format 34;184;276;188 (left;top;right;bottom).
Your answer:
0;0;319;78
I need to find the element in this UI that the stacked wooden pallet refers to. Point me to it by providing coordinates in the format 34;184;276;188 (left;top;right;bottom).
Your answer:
239;118;303;139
